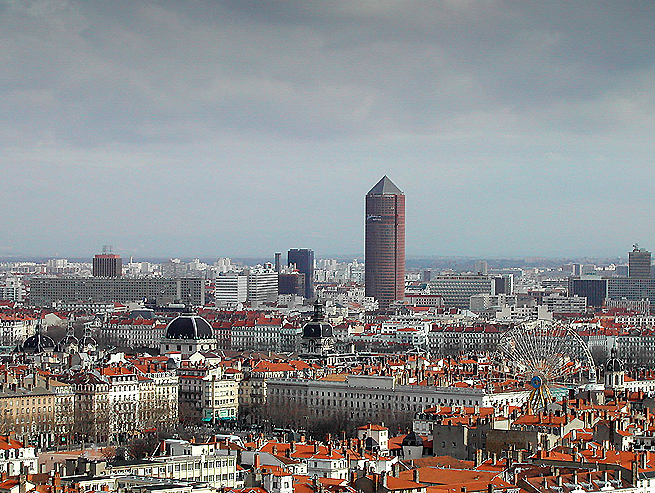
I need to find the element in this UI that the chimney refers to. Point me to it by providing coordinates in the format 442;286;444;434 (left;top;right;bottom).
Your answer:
413;469;420;483
632;460;638;486
254;453;260;470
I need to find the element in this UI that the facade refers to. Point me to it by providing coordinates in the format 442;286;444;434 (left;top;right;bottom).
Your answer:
0;277;24;302
214;274;248;308
428;275;496;308
568;277;608;307
101;318;167;348
0;384;56;448
92;254;122;277
278;273;306;297
607;277;655;302
247;269;279;308
288;249;315;300
201;376;238;423
629;246;651;279
267;375;528;422
0;436;37;474
365;176;405;308
30;277;205;306
544;294;587;313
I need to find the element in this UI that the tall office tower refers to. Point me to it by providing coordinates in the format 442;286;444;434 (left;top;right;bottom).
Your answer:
93;253;122;277
288;248;314;299
274;252;282;273
629;245;652;279
365;176;405;308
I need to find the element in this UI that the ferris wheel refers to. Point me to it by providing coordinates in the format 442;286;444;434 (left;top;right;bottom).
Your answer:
495;321;597;410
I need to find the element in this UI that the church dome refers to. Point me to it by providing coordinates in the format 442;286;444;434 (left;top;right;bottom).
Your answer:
606;357;624;373
22;333;56;352
302;321;333;339
165;315;213;340
302;298;333;339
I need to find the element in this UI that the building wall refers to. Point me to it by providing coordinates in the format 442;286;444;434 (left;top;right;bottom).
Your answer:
29;278;205;306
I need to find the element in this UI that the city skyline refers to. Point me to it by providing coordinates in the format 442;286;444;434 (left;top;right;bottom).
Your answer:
2;2;655;258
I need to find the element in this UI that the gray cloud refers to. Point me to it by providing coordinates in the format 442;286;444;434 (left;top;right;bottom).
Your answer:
1;0;654;258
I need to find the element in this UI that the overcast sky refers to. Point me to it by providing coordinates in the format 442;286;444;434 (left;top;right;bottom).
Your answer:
2;1;655;259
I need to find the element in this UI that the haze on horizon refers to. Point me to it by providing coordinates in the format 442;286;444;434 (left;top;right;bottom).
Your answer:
1;1;654;260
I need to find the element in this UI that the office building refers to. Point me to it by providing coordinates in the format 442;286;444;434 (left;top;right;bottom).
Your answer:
568;277;608;307
428;275;496;308
247;268;278;307
92;254;122;277
278;273;306;297
288;248;314;299
365;176;405;308
214;273;248;308
629;245;652;279
30;277;205;306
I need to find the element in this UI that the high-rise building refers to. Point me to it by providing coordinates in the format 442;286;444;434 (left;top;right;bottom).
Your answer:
92;253;122;277
214;273;248;308
247;268;278;308
365;176;405;308
629;245;651;279
288;248;314;299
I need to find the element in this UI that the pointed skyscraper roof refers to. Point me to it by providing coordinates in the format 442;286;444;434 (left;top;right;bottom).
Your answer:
368;176;403;195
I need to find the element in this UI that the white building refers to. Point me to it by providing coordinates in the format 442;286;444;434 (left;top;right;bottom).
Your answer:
544;294;587;313
0;436;37;474
428;276;496;308
247;269;278;308
267;375;528;422
215;274;247;308
0;277;24;302
202;376;238;423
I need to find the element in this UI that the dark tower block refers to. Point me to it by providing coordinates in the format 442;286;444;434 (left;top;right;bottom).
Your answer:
365;176;405;308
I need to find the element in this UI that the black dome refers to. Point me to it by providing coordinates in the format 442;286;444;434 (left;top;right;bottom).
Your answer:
23;333;56;352
402;432;423;447
303;322;333;339
606;358;624;373
165;315;213;340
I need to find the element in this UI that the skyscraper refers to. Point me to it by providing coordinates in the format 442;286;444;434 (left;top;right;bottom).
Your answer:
629;245;651;279
365;176;405;308
288;248;314;299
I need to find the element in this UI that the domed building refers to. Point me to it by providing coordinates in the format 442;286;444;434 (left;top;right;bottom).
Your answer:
21;332;56;354
299;299;335;358
604;349;625;391
401;431;424;460
160;315;217;358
